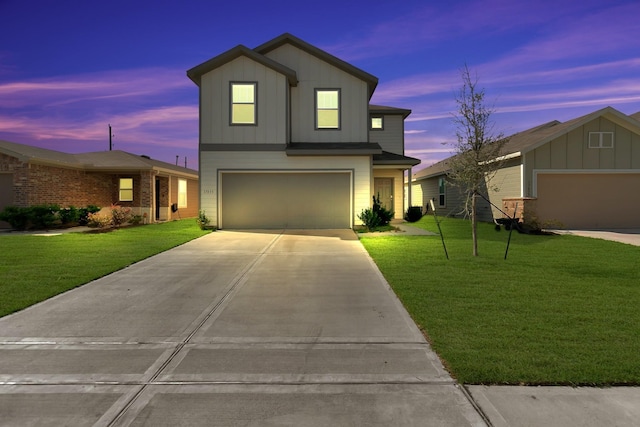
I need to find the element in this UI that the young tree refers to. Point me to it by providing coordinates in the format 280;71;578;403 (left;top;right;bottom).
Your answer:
448;65;507;256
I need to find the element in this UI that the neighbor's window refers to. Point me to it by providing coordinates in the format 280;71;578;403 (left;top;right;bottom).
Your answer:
230;82;257;125
588;132;614;148
178;179;187;208
316;89;340;129
119;178;133;202
371;116;383;130
438;177;446;207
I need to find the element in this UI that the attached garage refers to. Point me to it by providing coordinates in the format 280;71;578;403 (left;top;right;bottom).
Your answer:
535;172;640;229
220;172;351;229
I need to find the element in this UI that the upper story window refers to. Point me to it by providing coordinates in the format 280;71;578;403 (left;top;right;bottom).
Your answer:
119;178;133;202
230;82;257;125
315;89;340;129
371;116;384;130
588;132;614;148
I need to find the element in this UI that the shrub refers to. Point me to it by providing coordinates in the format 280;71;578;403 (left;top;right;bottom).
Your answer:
404;206;423;223
196;210;211;230
372;194;394;225
59;206;80;224
110;204;133;227
130;215;143;225
28;204;60;229
0;206;31;230
358;194;394;231
86;212;112;228
78;205;101;226
358;208;381;231
0;204;105;230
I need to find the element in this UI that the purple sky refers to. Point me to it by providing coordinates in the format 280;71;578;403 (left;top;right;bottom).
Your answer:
1;0;639;171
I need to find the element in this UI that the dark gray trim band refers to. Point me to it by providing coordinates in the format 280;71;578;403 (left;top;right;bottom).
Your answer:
201;144;286;151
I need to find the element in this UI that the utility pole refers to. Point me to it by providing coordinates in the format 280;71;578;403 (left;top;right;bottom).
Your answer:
108;124;113;151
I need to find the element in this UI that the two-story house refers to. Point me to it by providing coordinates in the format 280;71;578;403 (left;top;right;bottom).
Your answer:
187;33;420;229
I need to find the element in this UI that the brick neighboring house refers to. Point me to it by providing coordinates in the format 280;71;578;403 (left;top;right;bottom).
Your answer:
0;140;199;227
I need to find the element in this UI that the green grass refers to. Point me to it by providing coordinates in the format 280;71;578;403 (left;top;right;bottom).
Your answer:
0;220;211;317
360;216;640;386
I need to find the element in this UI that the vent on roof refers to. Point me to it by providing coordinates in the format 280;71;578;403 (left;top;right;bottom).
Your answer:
140;155;151;159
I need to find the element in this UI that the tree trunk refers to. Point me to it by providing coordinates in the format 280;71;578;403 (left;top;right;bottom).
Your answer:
472;192;478;256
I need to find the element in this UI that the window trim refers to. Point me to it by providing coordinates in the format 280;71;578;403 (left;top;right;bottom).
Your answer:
588;132;614;148
370;116;384;130
438;177;446;208
119;178;134;202
315;88;341;130
177;179;187;208
229;82;258;126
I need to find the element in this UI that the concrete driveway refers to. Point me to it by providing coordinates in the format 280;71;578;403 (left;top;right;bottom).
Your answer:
548;228;640;246
0;229;484;426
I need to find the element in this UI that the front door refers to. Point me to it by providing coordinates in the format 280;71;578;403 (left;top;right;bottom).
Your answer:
374;178;393;211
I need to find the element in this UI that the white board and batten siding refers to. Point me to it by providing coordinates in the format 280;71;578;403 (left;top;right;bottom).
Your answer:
200;151;372;228
264;44;369;143
199;56;289;144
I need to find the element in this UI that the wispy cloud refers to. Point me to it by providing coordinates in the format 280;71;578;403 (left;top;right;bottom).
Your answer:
0;68;192;108
322;0;598;62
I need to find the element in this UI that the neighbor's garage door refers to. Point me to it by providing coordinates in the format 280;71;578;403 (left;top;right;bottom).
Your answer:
536;173;640;229
221;172;351;229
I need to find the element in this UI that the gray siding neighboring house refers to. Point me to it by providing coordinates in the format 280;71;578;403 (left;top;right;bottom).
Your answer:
412;107;640;229
188;33;420;229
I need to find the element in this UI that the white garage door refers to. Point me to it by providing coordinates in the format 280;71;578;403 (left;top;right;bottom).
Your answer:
221;172;351;229
536;173;640;229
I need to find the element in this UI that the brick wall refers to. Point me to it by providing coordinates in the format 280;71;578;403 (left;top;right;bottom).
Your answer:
1;154;197;221
1;154;117;209
502;197;538;225
23;164;115;207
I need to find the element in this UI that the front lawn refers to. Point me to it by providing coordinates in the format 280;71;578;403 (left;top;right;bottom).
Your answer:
360;216;640;385
0;220;211;317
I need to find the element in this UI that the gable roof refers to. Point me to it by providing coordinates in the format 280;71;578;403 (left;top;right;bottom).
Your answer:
0;140;197;177
501;106;640;156
186;44;298;86
254;33;379;98
630;111;640;121
0;139;79;167
412;106;640;181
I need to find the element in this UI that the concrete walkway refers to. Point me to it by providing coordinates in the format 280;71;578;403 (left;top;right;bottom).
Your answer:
548;228;640;246
0;229;484;426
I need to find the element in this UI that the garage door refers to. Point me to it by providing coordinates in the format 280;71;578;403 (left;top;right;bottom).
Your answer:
221;172;351;229
536;173;640;229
